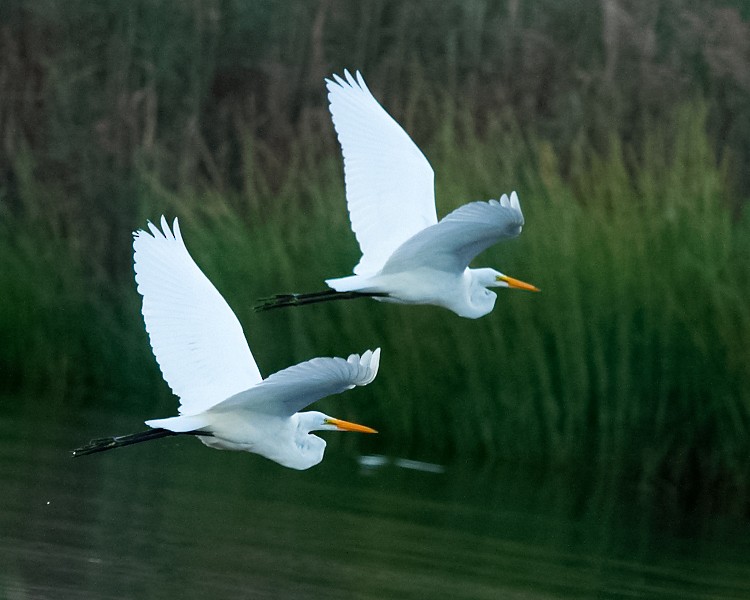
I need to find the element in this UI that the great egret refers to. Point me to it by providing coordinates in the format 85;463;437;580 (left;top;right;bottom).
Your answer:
72;217;380;470
256;70;539;319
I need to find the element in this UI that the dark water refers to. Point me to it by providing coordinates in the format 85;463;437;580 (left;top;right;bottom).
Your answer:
2;404;750;599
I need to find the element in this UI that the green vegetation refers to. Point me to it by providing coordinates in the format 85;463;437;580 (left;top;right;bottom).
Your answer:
3;104;748;503
1;1;749;504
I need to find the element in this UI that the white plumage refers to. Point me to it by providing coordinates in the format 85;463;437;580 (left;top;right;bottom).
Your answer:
133;217;262;415
258;71;539;319
75;217;380;470
327;71;438;275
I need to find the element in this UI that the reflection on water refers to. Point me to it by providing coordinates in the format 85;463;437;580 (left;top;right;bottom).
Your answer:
2;404;750;599
358;454;446;473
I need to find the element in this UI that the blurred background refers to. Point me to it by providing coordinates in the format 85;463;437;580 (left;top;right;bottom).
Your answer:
2;1;750;596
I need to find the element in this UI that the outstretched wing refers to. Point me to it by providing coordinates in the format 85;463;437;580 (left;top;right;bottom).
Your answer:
208;349;381;417
133;216;262;415
380;193;525;275
327;70;437;275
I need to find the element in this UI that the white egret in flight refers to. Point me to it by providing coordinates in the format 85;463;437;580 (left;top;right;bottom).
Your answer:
256;70;539;319
73;217;380;470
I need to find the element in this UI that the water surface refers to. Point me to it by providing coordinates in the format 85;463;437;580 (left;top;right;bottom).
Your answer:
2;405;749;599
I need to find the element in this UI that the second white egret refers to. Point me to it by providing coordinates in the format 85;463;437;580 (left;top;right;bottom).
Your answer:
257;70;539;319
73;217;380;470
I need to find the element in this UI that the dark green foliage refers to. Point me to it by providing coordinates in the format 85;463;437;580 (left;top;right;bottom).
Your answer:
1;1;749;501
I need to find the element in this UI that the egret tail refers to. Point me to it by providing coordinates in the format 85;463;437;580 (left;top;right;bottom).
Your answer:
71;428;210;457
254;290;388;311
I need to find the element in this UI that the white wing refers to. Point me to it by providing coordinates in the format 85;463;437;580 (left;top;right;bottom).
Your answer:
133;216;262;415
381;193;525;275
327;70;437;275
207;349;381;418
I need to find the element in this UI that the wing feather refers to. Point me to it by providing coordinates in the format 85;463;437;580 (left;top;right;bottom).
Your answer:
208;349;381;417
327;71;437;275
380;193;525;275
133;216;262;414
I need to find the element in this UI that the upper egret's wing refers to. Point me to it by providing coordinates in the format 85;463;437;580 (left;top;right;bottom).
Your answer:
327;70;437;275
208;349;381;417
380;193;524;275
133;217;262;415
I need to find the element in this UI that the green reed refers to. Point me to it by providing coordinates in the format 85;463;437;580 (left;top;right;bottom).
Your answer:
2;103;748;500
152;107;750;489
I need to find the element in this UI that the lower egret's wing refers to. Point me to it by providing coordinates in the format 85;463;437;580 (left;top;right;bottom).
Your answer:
381;193;525;275
133;217;262;415
327;71;437;275
208;349;381;418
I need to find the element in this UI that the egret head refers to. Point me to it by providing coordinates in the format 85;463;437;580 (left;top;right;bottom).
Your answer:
475;268;540;292
463;268;540;319
299;411;378;434
496;273;540;292
288;411;377;470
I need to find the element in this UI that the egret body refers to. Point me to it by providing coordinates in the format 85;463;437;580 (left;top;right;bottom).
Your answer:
257;70;539;318
73;217;380;470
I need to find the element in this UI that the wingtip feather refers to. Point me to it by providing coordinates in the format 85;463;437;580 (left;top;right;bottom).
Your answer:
344;348;381;385
328;69;369;95
135;216;182;244
510;191;520;211
369;347;381;378
172;217;182;242
359;347;380;384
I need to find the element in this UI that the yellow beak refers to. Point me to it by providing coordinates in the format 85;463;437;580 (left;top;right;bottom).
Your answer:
497;274;540;292
325;417;378;434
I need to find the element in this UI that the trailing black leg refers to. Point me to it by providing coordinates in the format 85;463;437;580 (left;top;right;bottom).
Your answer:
254;289;388;311
71;429;211;457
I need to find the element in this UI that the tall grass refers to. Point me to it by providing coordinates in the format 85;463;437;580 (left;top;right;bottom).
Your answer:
2;1;750;504
4;103;746;501
259;104;742;498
